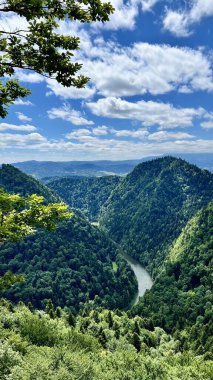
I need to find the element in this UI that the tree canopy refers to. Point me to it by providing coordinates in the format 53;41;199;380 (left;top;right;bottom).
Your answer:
0;0;114;117
0;188;71;242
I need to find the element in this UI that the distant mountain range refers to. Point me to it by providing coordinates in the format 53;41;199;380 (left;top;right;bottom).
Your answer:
9;153;213;179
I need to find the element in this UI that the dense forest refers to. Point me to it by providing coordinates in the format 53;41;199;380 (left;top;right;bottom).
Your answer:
0;165;137;312
133;202;213;354
0;300;212;379
99;157;213;275
0;157;212;379
0;164;60;203
0;216;137;312
48;176;121;221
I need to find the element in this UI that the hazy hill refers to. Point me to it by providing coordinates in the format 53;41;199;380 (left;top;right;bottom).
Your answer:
48;176;121;221
10;153;213;179
100;157;213;274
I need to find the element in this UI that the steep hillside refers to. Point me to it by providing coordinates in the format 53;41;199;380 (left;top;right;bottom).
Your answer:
133;202;213;352
100;157;213;274
0;166;137;312
0;164;59;203
0;215;136;312
48;176;121;221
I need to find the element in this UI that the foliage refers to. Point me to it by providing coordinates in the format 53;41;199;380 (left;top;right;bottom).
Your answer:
0;188;71;242
100;156;213;275
0;301;212;380
132;202;213;355
0;215;137;312
0;271;23;292
48;175;121;221
0;0;114;117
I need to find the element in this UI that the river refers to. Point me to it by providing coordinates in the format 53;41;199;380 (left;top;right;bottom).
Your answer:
123;253;153;306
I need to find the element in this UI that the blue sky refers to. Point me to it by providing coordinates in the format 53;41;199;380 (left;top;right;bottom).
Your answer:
0;0;213;162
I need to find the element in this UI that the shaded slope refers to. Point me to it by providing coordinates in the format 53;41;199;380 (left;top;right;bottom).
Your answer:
48;175;121;221
0;164;59;203
100;157;213;274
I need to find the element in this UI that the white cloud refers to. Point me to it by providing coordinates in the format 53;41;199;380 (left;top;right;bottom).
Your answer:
16;112;32;122
110;129;194;141
87;97;205;129
92;126;109;135
65;129;92;140
147;131;195;141
111;128;149;138
55;21;213;97
0;133;46;148
15;70;44;83
94;0;138;30
81;42;213;96
2;136;212;160
65;126;109;140
47;104;94;126
13;99;34;106
200;121;213;129
141;0;159;12
163;10;190;37
0;12;29;35
164;0;213;37
0;123;36;132
46;79;95;100
6;17;213;99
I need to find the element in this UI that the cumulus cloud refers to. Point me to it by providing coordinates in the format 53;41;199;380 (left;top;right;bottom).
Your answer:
10;18;213;98
47;104;94;126
65;126;109;140
92;126;109;135
65;129;92;140
0;133;46;148
163;0;213;37
0;123;36;132
87;97;205;129
46;79;95;100
82;42;213;96
16;112;32;122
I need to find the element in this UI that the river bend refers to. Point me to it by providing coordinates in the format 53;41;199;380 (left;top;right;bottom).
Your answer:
123;253;153;306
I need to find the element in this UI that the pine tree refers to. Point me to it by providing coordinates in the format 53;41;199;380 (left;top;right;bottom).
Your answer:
67;312;76;327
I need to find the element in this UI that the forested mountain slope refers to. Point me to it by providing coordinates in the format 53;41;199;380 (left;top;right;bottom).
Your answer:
48;176;121;221
0;215;136;312
133;202;213;353
100;157;213;274
0;166;137;312
0;164;59;203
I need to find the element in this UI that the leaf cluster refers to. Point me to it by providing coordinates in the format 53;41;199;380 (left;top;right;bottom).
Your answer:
0;0;114;116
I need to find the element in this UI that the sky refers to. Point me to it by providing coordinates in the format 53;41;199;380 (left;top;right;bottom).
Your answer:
0;0;213;163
